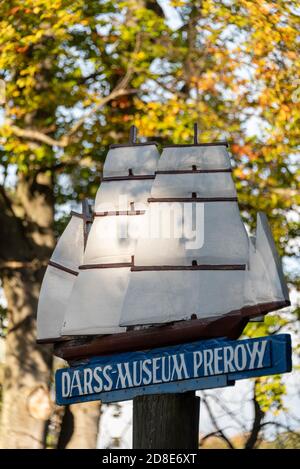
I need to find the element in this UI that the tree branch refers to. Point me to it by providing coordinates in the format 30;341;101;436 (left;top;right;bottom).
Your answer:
204;392;248;432
64;87;137;142
9;125;63;147
7;87;137;148
244;381;264;449
202;395;235;449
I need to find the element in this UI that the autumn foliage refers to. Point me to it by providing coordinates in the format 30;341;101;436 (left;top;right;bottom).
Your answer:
0;0;299;448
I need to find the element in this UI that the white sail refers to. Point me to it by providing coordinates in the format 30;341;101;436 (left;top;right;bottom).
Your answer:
81;215;145;264
250;213;290;304
51;215;83;271
133;144;248;266
247;216;290;322
158;145;231;171
120;269;255;326
120;208;290;328
119;144;288;328
103;143;158;176
61;267;130;335
96;179;154;211
37;215;84;341
151;172;236;199
61;144;160;336
134;201;249;266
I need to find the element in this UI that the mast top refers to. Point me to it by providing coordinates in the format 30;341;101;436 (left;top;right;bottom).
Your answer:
82;199;90;218
164;123;228;148
193;123;198;145
110;124;158;149
130;125;138;144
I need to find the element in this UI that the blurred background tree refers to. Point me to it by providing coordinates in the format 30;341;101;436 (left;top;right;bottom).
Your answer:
0;0;299;448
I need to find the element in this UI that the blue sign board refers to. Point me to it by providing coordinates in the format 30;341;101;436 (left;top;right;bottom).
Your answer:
55;334;291;405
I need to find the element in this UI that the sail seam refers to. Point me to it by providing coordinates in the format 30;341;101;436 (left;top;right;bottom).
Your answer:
131;264;246;271
155;169;232;174
148;197;238;202
110;142;158;149
94;210;146;217
102;175;155;181
48;260;78;276
79;263;132;269
163;142;228;148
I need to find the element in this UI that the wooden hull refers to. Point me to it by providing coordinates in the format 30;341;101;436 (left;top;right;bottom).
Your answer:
52;300;290;363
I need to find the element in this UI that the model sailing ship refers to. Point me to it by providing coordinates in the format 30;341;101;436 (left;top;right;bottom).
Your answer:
37;125;290;361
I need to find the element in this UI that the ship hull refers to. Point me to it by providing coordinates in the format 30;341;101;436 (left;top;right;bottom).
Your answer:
52;299;289;362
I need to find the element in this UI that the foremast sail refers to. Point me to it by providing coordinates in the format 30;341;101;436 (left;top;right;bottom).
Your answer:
61;130;160;336
37;201;91;342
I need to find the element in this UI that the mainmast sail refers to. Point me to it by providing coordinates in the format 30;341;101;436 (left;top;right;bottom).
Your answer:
37;204;90;341
119;140;289;328
61;129;160;336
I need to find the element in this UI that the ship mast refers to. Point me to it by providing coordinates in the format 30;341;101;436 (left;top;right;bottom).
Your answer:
130;124;138;144
193;122;198;145
81;199;93;249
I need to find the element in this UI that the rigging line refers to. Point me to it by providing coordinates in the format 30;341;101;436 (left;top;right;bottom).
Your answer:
102;175;155;181
70;211;93;222
110;142;158;149
148;197;238;203
155;169;232;174
131;264;247;272
163;141;228;148
79;262;132;269
48;260;78;276
94;210;146;217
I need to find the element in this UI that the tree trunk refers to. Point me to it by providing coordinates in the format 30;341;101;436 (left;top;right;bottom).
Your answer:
0;269;53;448
0;172;54;448
0;171;103;448
58;402;101;449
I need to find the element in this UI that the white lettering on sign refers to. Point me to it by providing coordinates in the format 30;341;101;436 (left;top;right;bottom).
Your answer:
83;368;93;394
142;359;152;385
171;353;189;381
103;365;113;391
152;357;162;384
234;344;247;371
246;340;267;369
214;347;223;374
70;370;83;396
162;356;171;382
93;366;103;392
116;362;133;389
193;351;203;377
132;361;142;387
223;346;235;373
62;371;71;398
203;349;214;376
58;339;270;398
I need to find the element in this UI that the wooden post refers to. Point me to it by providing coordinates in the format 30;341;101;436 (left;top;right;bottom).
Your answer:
133;392;200;449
